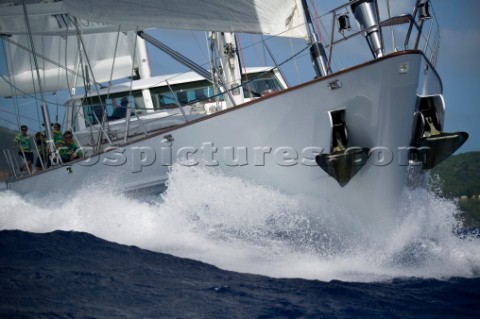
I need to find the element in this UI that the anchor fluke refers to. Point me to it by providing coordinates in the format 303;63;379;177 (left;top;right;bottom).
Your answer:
317;109;369;187
415;131;468;170
316;147;370;187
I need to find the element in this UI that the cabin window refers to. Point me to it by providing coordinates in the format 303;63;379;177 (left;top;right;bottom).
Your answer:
242;72;284;98
66;69;285;129
84;104;106;126
78;93;143;127
155;92;177;109
133;95;146;113
149;81;222;111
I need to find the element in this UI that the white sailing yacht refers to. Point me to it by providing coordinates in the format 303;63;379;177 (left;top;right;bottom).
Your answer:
1;0;468;223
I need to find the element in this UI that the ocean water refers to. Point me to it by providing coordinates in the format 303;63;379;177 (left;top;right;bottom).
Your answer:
1;164;479;318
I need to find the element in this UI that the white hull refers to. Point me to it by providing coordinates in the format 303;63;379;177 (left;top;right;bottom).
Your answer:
6;52;442;222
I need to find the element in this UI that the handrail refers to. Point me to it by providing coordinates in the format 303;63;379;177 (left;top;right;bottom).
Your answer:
3;149;17;178
319;0;440;71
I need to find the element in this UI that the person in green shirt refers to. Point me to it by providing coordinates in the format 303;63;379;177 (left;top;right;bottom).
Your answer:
12;125;33;173
57;131;83;163
43;122;62;144
52;122;63;145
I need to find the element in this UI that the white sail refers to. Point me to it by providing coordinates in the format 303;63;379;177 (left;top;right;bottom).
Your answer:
0;0;141;97
0;0;132;35
0;32;138;97
63;0;308;39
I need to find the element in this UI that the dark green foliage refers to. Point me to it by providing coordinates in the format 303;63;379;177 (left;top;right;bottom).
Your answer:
0;126;16;180
430;152;480;198
0;126;16;155
458;198;480;228
431;152;480;228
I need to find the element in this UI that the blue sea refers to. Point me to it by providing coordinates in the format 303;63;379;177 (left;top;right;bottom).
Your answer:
1;165;479;318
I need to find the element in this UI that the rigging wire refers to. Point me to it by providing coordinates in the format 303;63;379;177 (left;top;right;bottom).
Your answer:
317;10;341;71
25;37;40;118
235;34;250;95
121;26;143;145
310;0;324;43
386;0;397;52
35;35;48;131
238;34;253;99
21;0;56;152
55;34;61;123
128;29;138;97
0;73;66;108
21;11;43;131
1;29;82;134
107;25;122;98
0;107;39;125
97;24;124;142
64;14;86;142
2;8;314;135
249;34;266;67
1;38;22;130
288;36;300;85
191;30;209;65
64;15;74;100
260;35;267;66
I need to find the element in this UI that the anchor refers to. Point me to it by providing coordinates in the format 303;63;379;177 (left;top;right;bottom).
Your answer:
414;117;468;170
316;116;369;187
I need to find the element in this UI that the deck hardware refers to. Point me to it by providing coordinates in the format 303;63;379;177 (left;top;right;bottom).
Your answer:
418;1;431;20
163;134;174;143
328;80;342;90
316;109;369;187
338;13;351;33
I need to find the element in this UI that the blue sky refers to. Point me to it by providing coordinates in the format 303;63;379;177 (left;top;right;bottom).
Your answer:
430;0;480;152
0;0;479;152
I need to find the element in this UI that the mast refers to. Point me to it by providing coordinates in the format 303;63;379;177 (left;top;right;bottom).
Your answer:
135;34;155;112
213;32;244;109
138;31;237;109
300;0;329;77
135;36;151;79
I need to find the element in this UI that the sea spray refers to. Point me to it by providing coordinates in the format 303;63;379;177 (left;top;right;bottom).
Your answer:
1;163;479;282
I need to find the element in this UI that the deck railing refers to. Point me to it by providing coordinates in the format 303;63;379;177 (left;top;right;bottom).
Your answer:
317;0;440;71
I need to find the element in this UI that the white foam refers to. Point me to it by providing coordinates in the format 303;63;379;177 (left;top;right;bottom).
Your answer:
1;164;479;282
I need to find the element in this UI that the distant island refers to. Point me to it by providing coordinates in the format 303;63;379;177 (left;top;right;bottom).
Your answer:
0;125;479;227
430;151;480;228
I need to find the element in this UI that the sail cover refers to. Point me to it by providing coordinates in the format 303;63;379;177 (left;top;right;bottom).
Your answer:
0;1;139;97
63;0;308;39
